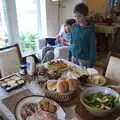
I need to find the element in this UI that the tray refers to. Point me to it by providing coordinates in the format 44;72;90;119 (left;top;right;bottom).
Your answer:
0;73;25;92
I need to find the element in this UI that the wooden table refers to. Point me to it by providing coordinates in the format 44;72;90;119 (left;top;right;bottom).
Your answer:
0;60;120;120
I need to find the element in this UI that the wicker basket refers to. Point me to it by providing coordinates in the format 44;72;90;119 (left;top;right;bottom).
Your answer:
44;83;79;102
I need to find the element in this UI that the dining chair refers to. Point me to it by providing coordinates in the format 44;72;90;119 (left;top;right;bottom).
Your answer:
0;44;23;77
103;52;120;82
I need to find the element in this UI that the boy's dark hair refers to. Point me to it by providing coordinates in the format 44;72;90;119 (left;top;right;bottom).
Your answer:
74;3;88;16
65;19;76;26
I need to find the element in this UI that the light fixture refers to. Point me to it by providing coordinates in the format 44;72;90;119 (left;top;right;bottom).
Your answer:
52;0;59;2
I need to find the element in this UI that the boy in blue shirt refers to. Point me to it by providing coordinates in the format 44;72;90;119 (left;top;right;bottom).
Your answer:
56;19;75;46
71;3;96;67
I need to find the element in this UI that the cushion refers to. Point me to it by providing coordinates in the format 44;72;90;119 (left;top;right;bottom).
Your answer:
105;56;120;83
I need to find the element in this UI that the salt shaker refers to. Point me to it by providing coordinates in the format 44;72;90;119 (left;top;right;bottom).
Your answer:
26;56;36;76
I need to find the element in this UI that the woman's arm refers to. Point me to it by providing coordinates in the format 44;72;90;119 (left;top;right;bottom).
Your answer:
62;39;70;46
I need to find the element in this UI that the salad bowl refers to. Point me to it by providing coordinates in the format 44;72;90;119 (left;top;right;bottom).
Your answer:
80;86;120;117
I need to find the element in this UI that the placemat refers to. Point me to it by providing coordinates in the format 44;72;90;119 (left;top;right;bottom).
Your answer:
0;109;9;120
2;89;33;114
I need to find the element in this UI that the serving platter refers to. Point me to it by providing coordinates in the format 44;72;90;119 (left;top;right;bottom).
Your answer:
15;95;66;120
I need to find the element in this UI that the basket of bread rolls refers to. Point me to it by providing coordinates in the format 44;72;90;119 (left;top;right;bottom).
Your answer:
44;77;79;102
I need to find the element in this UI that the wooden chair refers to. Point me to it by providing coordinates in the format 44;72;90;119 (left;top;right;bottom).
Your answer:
103;52;120;82
0;44;23;77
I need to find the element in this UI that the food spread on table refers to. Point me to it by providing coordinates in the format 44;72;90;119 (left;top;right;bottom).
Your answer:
15;96;65;120
1;59;120;119
0;74;25;91
84;92;119;111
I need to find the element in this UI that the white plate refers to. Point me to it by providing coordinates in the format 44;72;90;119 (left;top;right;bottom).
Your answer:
15;95;66;120
87;75;106;86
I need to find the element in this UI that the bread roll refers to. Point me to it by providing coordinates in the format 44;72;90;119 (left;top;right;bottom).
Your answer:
66;78;78;91
47;80;57;91
39;99;57;113
56;80;69;93
48;103;57;113
57;77;67;82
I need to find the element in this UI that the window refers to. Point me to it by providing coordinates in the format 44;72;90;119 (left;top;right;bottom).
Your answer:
0;0;47;53
16;0;38;52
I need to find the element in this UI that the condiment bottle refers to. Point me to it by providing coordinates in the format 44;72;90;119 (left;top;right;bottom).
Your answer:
26;56;36;76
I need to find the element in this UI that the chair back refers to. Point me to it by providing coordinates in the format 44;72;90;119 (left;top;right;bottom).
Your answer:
104;52;120;82
0;44;22;77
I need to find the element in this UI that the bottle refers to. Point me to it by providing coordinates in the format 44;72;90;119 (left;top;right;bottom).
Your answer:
19;64;26;75
26;56;36;76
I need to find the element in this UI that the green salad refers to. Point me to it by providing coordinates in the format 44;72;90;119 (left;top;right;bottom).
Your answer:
84;92;120;110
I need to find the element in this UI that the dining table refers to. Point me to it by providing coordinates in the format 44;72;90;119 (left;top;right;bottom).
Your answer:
0;59;120;120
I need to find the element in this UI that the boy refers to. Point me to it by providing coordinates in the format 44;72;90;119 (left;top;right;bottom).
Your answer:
56;18;75;46
71;3;96;67
41;18;75;63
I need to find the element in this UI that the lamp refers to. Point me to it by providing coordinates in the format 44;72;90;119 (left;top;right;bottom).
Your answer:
52;0;59;2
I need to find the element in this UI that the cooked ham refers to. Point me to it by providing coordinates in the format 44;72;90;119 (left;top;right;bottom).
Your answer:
26;112;58;120
21;103;58;120
21;103;38;120
41;111;58;120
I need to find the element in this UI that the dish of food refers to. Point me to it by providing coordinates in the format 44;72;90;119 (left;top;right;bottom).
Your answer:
80;87;120;117
0;74;25;91
70;66;89;78
87;75;106;86
47;60;68;70
84;92;119;111
47;70;61;79
79;75;106;87
15;96;65;120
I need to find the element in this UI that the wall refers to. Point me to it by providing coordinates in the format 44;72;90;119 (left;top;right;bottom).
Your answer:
86;0;106;15
59;0;83;25
46;0;59;37
59;0;106;25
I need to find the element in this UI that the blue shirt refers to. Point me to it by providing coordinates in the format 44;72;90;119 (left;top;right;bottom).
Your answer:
56;32;71;47
71;23;96;67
